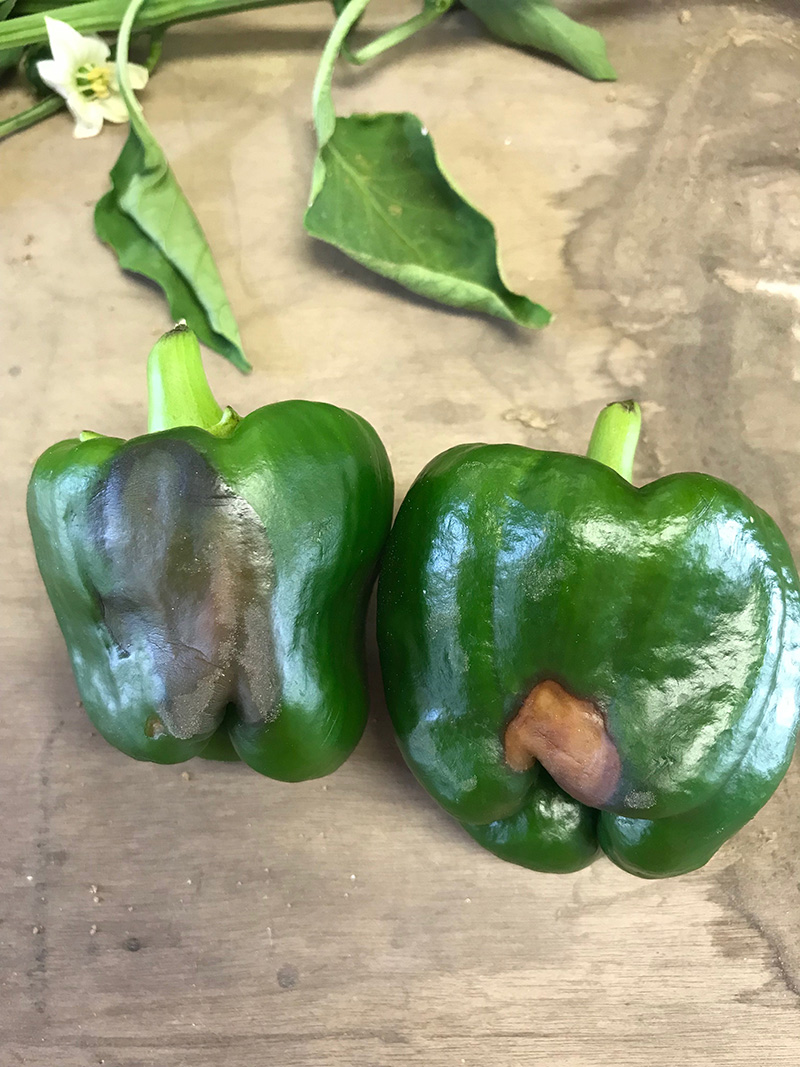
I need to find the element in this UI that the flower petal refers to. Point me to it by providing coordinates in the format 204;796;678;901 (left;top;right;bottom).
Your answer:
65;90;104;138
44;17;110;74
73;117;103;139
125;63;149;91
97;94;129;124
44;17;90;70
80;36;111;66
36;58;68;96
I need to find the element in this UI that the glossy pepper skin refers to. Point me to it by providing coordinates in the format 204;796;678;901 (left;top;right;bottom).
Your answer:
28;326;393;780
377;403;800;877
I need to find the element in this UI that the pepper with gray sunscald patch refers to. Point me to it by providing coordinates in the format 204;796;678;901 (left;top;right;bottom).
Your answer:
27;325;394;780
377;401;800;878
85;438;279;742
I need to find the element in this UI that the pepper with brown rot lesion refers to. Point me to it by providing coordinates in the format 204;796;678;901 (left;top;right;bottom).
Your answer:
377;401;800;877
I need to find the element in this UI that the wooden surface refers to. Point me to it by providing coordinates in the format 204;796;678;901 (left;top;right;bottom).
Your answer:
3;3;800;1064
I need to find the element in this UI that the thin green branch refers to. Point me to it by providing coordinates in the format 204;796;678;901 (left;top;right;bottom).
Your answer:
14;0;94;13
311;0;370;144
0;91;63;139
345;0;454;65
144;25;164;70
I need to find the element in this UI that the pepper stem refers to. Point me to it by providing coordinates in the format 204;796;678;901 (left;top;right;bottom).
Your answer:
147;324;234;434
586;400;642;483
344;1;455;65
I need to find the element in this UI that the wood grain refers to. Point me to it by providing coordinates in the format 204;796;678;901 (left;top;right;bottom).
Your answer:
2;2;799;1064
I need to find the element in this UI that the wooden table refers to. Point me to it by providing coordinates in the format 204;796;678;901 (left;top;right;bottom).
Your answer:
3;3;799;1063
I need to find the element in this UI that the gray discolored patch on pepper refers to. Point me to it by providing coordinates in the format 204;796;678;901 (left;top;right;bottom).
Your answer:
85;438;279;740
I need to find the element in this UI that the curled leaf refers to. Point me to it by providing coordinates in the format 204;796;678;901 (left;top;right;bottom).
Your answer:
95;136;248;371
306;0;549;329
94;0;248;370
462;0;617;82
305;111;550;328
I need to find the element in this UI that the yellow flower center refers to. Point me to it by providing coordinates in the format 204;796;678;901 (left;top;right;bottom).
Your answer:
75;63;113;100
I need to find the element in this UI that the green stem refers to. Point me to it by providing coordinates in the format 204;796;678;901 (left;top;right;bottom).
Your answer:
114;2;165;145
115;0;147;120
0;92;64;139
586;400;642;483
14;0;95;12
144;26;164;71
147;324;235;433
345;0;454;65
311;0;371;145
0;0;304;50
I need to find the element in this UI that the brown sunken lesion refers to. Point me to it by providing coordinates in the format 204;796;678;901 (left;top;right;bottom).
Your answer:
504;679;621;808
144;715;166;739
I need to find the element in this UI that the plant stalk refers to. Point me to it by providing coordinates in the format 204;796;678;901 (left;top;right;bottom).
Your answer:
0;0;306;50
311;0;370;145
0;92;63;139
586;400;642;483
345;0;454;65
147;324;231;433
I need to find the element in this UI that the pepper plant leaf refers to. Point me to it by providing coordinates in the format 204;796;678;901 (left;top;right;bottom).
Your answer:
462;0;616;82
305;111;550;328
94;0;248;371
305;0;550;329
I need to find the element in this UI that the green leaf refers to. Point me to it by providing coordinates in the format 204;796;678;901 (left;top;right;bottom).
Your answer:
305;112;550;328
462;0;616;82
0;0;18;19
306;0;549;329
95;136;248;372
94;0;248;371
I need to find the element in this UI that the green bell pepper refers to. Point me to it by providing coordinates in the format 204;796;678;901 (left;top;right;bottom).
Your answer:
377;402;800;877
28;325;393;779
